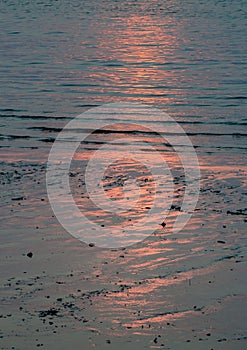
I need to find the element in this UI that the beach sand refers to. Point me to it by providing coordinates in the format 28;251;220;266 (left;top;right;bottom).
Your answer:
0;153;246;349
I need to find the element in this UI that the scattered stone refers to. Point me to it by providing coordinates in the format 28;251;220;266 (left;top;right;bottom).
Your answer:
227;209;246;216
39;308;59;318
217;338;227;342
11;196;24;201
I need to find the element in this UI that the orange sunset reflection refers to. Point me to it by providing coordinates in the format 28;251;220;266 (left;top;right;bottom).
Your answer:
84;13;183;104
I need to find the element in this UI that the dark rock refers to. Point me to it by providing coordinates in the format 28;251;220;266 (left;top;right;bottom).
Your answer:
39;308;59;318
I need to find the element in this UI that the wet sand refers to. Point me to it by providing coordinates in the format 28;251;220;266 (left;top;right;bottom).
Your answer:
0;151;246;349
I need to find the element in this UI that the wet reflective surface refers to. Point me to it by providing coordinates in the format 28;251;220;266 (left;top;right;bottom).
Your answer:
0;0;246;349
